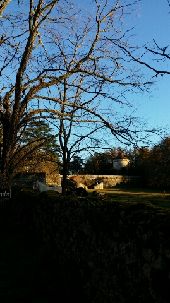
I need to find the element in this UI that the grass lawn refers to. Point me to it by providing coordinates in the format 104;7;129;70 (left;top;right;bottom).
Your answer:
95;187;170;209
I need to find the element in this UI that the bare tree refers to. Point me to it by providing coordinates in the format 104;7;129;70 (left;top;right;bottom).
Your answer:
39;65;149;194
36;0;152;193
50;79;107;194
0;0;151;189
0;0;61;187
113;0;170;78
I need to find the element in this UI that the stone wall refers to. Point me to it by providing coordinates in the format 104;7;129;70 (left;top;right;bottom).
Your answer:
52;174;139;188
69;174;137;188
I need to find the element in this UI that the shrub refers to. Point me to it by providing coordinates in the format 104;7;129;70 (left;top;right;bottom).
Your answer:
33;194;170;303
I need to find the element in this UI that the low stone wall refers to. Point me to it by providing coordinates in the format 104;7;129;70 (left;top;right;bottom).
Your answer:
52;174;139;188
69;174;137;188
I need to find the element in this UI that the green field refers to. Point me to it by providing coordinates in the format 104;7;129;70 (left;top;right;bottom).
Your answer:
95;188;170;209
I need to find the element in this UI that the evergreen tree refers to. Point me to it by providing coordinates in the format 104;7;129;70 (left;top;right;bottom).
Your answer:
22;120;59;155
17;120;61;181
69;156;84;174
148;137;170;189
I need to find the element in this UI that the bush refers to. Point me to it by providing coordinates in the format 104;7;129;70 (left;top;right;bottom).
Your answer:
33;194;170;303
9;189;38;229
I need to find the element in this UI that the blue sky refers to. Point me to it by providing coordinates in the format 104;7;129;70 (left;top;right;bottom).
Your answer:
74;0;170;144
132;0;170;135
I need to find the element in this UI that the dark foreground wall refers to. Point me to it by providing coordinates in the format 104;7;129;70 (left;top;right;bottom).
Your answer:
25;192;170;303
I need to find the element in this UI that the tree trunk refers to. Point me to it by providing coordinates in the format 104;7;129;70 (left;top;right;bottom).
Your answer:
1;122;13;191
62;163;67;195
61;149;70;195
0;153;11;191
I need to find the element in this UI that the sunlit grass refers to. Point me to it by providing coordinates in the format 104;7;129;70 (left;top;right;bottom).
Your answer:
93;188;170;209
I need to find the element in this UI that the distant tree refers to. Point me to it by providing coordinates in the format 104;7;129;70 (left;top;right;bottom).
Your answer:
69;156;84;175
147;137;170;189
84;152;112;174
22;120;59;155
127;138;170;189
128;147;150;173
127;147;151;187
84;148;128;175
17;120;60;183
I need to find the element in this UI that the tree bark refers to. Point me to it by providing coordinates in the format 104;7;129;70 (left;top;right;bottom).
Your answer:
61;148;70;195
